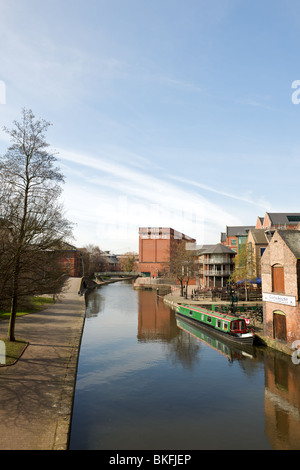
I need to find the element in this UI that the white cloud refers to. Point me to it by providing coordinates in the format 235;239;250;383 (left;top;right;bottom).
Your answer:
59;147;240;251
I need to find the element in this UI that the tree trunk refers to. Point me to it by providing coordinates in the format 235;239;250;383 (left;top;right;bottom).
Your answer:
180;281;184;296
8;263;19;342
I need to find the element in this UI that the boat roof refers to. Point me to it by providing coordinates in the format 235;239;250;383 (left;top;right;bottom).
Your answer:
178;304;242;322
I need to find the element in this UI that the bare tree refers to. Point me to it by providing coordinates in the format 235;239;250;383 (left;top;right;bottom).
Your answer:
119;252;138;273
168;240;196;296
83;244;109;277
0;108;73;341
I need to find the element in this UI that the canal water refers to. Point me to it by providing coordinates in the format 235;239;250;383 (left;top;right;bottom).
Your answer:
69;281;300;450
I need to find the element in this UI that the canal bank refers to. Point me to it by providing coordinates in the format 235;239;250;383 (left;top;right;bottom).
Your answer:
0;277;86;450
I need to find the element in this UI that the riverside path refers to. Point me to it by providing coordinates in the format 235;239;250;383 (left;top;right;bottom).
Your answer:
0;277;86;450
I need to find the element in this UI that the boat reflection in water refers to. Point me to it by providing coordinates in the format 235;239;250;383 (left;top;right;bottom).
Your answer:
176;316;254;363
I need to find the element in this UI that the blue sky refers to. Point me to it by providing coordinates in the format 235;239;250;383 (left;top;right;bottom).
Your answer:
1;0;300;253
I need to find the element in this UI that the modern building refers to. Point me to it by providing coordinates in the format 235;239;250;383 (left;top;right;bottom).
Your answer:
138;227;196;278
261;229;300;348
196;243;236;289
221;225;255;253
256;212;300;238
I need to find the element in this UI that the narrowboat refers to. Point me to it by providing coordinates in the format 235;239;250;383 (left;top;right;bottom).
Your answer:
176;303;254;345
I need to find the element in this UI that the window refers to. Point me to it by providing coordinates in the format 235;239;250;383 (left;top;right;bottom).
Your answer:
189;310;193;316
272;265;285;293
287;215;300;222
223;322;228;330
231;239;237;246
217;320;221;328
207;316;212;323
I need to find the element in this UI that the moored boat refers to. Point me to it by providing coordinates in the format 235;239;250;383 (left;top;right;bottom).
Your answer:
176;303;254;345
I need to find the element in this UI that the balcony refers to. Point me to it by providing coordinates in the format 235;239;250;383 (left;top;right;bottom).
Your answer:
203;268;232;276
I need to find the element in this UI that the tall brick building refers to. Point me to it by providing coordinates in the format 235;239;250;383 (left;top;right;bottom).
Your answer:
138;227;196;278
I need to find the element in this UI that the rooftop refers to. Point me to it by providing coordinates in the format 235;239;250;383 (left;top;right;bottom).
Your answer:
277;230;300;258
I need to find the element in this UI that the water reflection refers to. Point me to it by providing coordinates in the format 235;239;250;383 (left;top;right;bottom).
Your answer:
176;316;254;363
69;283;300;450
137;290;177;342
264;349;300;449
175;310;300;449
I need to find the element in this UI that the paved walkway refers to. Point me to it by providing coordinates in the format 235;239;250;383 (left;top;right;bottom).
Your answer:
0;278;86;450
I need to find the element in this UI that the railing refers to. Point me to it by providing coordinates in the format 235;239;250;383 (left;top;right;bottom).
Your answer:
95;271;139;277
203;269;232;276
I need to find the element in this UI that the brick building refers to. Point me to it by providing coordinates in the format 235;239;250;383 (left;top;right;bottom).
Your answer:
256;212;300;235
247;229;269;280
221;225;255;253
261;230;300;348
138;227;196;278
57;243;83;277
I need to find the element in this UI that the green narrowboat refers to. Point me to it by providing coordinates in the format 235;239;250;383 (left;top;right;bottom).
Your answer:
176;304;254;345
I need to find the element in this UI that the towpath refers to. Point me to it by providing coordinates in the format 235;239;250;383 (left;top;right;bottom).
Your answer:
0;277;85;450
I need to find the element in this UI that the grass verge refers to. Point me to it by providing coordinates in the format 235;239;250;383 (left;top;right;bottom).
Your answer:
0;296;54;320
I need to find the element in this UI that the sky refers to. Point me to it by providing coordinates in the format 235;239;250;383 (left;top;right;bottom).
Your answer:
1;0;300;254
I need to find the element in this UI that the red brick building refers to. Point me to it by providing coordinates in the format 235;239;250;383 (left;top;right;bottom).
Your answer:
57;243;83;277
138;227;196;278
221;225;255;253
261;230;300;349
256;212;300;233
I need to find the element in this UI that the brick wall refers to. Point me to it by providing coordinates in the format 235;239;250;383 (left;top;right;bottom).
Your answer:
261;231;300;347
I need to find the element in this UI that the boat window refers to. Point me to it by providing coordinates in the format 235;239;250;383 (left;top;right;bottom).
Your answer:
232;322;237;330
207;316;212;323
217;320;221;328
189;311;193;316
239;320;245;329
223;322;228;330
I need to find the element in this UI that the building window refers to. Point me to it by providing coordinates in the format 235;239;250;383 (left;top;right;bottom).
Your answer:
272;265;285;293
231;239;237;246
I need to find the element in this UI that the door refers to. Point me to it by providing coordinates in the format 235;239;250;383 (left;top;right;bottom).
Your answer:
273;311;287;342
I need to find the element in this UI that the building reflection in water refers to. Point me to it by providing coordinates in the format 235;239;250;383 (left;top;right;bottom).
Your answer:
137;290;178;343
264;349;300;449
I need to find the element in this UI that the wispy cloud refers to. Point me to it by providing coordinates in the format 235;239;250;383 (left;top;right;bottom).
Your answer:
59;147;241;249
169;175;271;210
